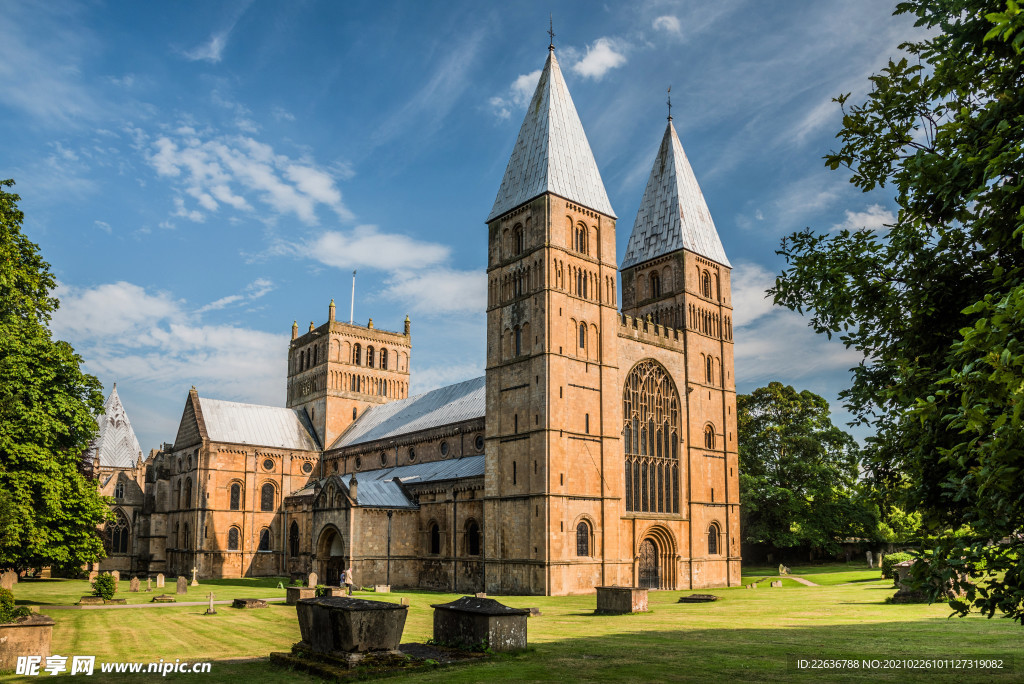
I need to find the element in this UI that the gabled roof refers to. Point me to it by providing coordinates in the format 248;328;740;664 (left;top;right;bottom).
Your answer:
88;384;144;468
487;49;615;222
330;376;485;449
620;120;730;269
191;396;320;451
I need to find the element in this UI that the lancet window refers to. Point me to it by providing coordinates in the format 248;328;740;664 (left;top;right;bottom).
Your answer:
623;360;681;513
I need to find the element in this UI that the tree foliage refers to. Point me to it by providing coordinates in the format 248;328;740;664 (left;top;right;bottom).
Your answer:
0;179;108;570
738;382;872;555
770;1;1024;621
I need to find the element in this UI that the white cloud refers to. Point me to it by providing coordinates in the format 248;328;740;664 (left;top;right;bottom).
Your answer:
383;269;486;314
144;128;353;224
729;262;776;328
195;277;274;314
271;106;295;122
572;38;627;80
301;226;450;272
183;31;230;63
489;69;542;120
94;220;112;234
832;204;895;232
653;16;681;35
413;362;484;395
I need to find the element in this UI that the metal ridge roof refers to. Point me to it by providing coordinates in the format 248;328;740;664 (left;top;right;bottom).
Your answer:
487;49;615;222
198;397;320;451
620;120;730;269
330;376;485;449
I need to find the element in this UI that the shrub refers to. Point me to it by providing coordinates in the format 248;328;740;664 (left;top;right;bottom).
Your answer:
0;588;30;623
881;552;913;580
314;584;327;597
93;574;116;600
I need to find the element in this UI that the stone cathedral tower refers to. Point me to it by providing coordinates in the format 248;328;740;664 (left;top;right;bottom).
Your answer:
483;45;628;594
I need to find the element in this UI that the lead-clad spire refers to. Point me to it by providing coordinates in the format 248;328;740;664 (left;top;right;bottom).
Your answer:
620;120;730;269
86;384;144;468
487;49;615;222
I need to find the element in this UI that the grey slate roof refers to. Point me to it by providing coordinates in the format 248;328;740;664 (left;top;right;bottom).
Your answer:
292;455;485;508
330;376;485;449
87;384;144;468
620;120;731;269
487;49;615;222
198;397;319;451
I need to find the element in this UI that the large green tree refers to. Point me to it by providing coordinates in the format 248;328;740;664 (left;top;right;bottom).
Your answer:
771;1;1024;620
738;382;873;556
0;179;108;570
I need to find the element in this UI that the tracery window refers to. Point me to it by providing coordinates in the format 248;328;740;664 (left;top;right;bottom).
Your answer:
708;523;720;555
105;509;130;555
576;521;591;557
575;223;587;254
227;526;240;551
623;360;680;513
260;483;275;511
701;270;712;298
704;425;716;450
114;481;125;499
229;483;241;510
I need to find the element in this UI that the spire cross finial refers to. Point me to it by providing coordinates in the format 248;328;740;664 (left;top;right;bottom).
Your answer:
667;85;672;121
548;14;555;50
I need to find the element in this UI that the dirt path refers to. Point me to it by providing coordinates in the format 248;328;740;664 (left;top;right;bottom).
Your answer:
37;597;287;610
785;576;819;586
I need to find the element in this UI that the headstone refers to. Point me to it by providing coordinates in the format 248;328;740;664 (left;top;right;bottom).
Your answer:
176;575;187;595
129;576;140;592
232;598;268;609
156;573;165;588
878;553;884;570
0;571;17;590
146;578;152;592
374;584;390;593
111;570;120;582
528;606;542;616
399;597;410;607
307;572;318;588
778;564;786;575
475;592;487;598
190;566;199;587
866;550;874;568
770;580;783;588
88;571;98;584
205;592;217;615
151;594;175;603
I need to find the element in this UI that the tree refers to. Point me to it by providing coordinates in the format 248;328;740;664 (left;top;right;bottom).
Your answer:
0;179;109;570
738;382;873;556
771;1;1024;621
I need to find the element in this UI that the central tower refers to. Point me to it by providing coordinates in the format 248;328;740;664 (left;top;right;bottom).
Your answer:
483;45;627;594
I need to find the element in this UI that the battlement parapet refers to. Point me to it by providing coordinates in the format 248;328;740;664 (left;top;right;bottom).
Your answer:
617;313;685;351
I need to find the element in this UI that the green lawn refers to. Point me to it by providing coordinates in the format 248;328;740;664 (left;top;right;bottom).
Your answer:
743;562;886;586
10;576;291;606
1;569;1019;682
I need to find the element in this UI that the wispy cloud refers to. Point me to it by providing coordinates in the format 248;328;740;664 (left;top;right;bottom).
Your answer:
183;31;231;63
383;268;486;314
294;226;450;272
652;16;681;35
94;220;112;234
571;37;627;80
831;204;895;232
196;277;275;314
489;69;542;120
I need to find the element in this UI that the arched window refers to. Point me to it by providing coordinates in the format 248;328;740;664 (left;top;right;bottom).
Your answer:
289;521;300;557
381;349;388;370
623;360;681;514
105;509;131;555
367;346;375;368
258;527;271;551
651;272;661;298
174;522;179;548
701;271;712;298
576;521;591;557
576;224;587;254
114;481;125;499
183;477;192;508
313;345;318;365
353;343;361;365
708;523;720;555
260;483;275;511
579;322;586;350
513;224;524;254
515;326;522;356
182;523;190;551
227;526;240;551
706;356;714;384
229;483;241;510
429;523;441;555
704;425;716;450
465;519;481;556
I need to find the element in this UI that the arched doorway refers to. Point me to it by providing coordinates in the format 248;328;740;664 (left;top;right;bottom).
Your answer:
638;539;659;589
316;526;345;586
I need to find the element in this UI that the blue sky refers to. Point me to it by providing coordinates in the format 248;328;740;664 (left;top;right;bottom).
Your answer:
2;1;922;450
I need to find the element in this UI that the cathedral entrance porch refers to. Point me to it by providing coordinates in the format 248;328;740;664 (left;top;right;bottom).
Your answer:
316;526;346;587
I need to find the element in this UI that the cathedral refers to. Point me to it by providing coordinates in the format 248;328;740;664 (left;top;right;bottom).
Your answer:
90;44;740;595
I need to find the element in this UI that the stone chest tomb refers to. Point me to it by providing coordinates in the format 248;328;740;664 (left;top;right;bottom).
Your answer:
430;596;529;653
295;597;407;656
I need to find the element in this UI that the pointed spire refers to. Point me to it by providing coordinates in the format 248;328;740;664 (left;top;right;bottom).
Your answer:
86;385;144;469
487;49;615;222
621;119;730;269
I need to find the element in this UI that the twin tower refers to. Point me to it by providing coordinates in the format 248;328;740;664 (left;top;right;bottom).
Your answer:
287;43;738;593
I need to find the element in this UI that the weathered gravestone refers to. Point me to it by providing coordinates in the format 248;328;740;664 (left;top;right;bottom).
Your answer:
111;570;120;582
233;598;268;609
156;573;165;588
205;592;217;615
770;580;783;588
0;571;17;590
129;576;140;592
294;597;408;665
307;572;318;588
146;578;152;592
88;571;98;584
866;550;874;568
176;576;187;595
190;566;199;587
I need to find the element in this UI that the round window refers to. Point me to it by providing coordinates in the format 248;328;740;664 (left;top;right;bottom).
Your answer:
408;447;416;462
440;441;449;457
475;435;485;451
380;452;388;466
263;458;275;471
355;457;362;470
302;462;313;474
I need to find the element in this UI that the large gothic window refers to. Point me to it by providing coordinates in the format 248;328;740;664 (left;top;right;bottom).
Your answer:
105;509;130;555
623;360;681;513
